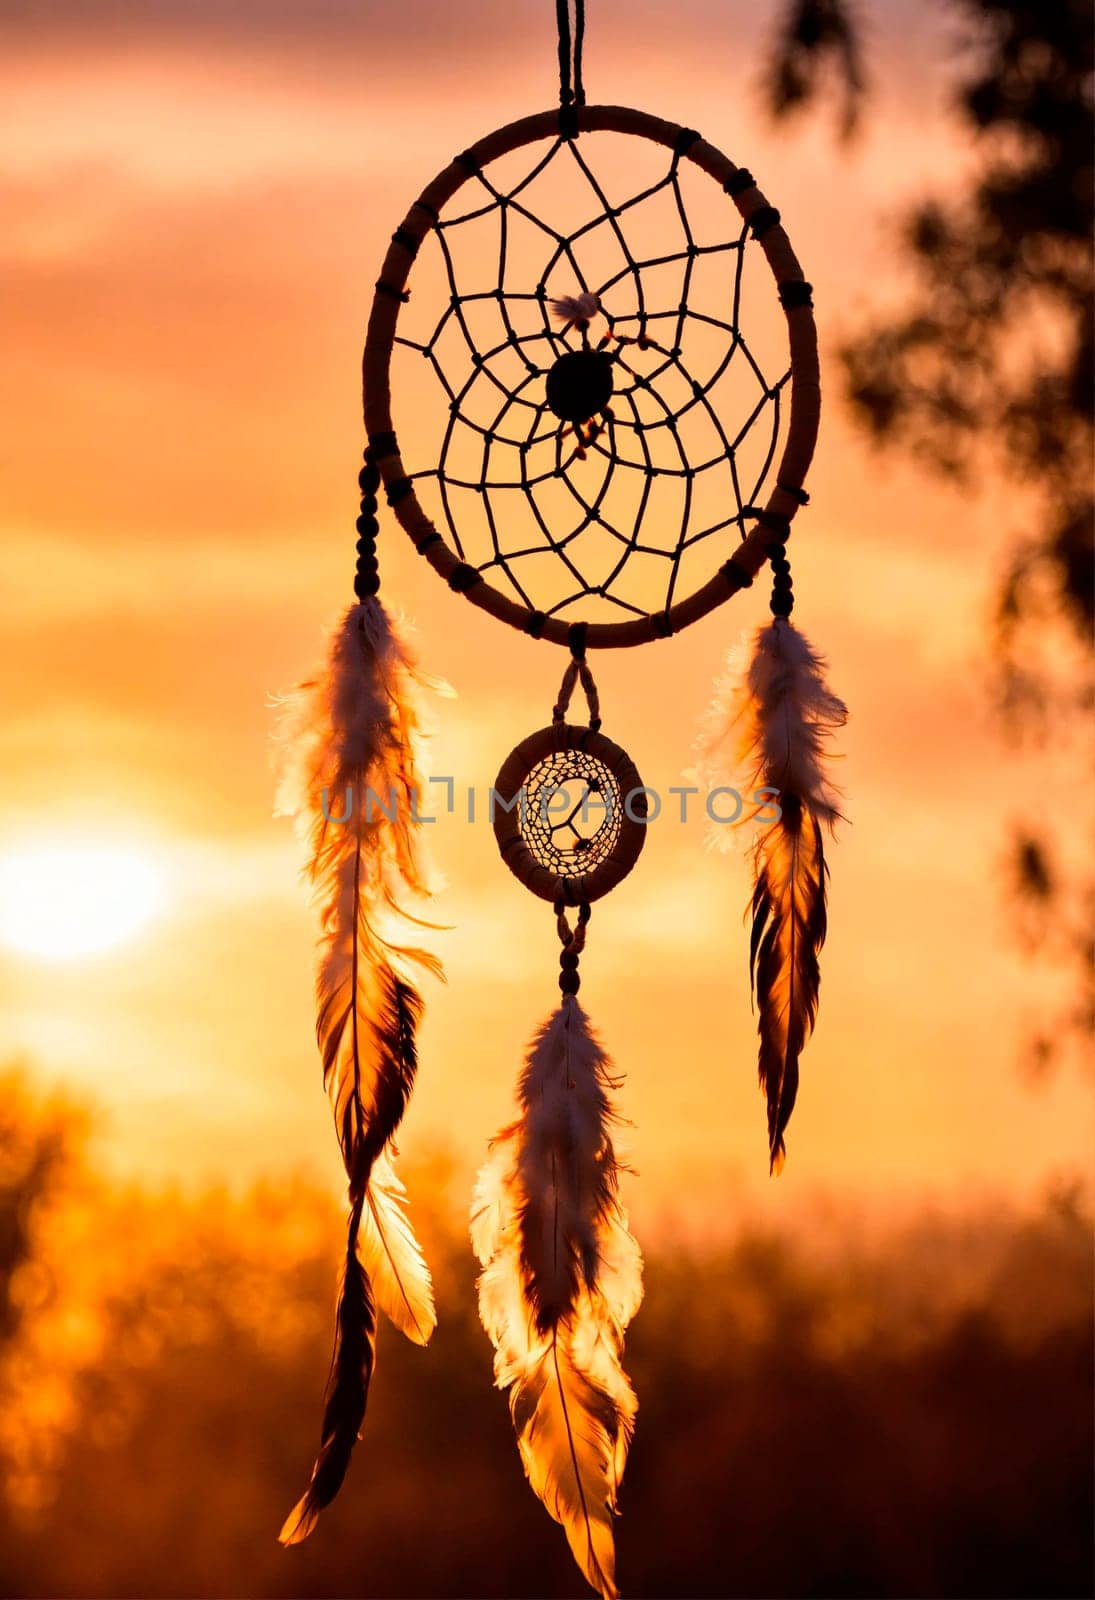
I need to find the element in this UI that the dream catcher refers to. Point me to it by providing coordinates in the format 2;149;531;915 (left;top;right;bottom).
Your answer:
276;3;846;1594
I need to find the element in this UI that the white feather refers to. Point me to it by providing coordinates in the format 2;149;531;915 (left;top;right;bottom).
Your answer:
550;291;601;324
276;599;441;1337
516;1001;612;1324
695;614;847;1170
360;1147;436;1346
471;997;642;1600
695;616;847;847
275;599;448;1540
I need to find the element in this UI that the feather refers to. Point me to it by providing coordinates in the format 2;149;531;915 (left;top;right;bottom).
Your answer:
550;291;601;325
278;1199;376;1546
275;598;442;1541
698;616;847;1171
750;794;827;1173
471;998;642;1600
360;1147;436;1347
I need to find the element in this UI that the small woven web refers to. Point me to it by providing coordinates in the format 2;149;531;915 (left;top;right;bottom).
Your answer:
520;749;622;877
393;132;791;623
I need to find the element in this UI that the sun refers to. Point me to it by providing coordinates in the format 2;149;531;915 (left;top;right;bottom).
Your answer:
0;842;167;962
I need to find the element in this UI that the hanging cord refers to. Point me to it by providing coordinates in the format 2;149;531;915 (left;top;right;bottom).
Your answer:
556;0;586;131
555;900;592;994
551;628;602;730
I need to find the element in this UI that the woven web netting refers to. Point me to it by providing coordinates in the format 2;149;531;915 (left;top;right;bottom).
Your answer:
519;748;622;876
391;131;791;624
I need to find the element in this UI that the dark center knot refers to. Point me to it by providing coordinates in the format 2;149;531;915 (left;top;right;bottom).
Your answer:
545;348;614;425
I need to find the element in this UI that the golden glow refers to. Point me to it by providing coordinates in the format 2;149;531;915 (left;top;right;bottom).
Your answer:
0;13;1090;1201
0;843;166;962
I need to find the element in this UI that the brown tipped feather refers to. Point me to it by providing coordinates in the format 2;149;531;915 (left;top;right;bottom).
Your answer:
699;617;846;1170
750;794;828;1171
279;1202;376;1546
471;999;642;1599
275;599;441;1541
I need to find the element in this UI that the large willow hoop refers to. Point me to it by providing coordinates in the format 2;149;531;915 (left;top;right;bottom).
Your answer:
363;104;820;649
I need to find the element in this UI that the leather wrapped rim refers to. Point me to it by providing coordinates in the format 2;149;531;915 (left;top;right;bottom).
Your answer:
363;104;819;649
492;722;648;903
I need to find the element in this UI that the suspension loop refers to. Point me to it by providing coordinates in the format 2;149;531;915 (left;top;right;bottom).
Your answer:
555;899;591;950
556;0;587;114
552;651;602;730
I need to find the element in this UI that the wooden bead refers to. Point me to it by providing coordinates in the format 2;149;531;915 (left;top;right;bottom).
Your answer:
558;968;581;995
559;949;580;970
358;464;380;494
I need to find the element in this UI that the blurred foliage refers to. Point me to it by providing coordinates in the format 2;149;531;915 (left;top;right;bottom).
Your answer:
767;0;1094;1075
0;1072;88;1345
0;1072;1090;1598
763;0;865;138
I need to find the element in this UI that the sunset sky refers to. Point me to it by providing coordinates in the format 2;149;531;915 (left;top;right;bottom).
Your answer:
2;0;1091;1238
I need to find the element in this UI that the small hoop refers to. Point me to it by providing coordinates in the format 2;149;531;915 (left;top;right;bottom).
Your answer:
492;722;648;903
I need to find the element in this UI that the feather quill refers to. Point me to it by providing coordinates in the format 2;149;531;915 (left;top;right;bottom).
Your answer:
471;999;642;1600
276;598;441;1543
699;616;846;1172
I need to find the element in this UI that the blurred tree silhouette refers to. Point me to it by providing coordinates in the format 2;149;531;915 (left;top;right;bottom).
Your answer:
0;1070;88;1347
763;0;866;138
767;0;1094;1073
0;1071;97;1520
0;1072;1091;1598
